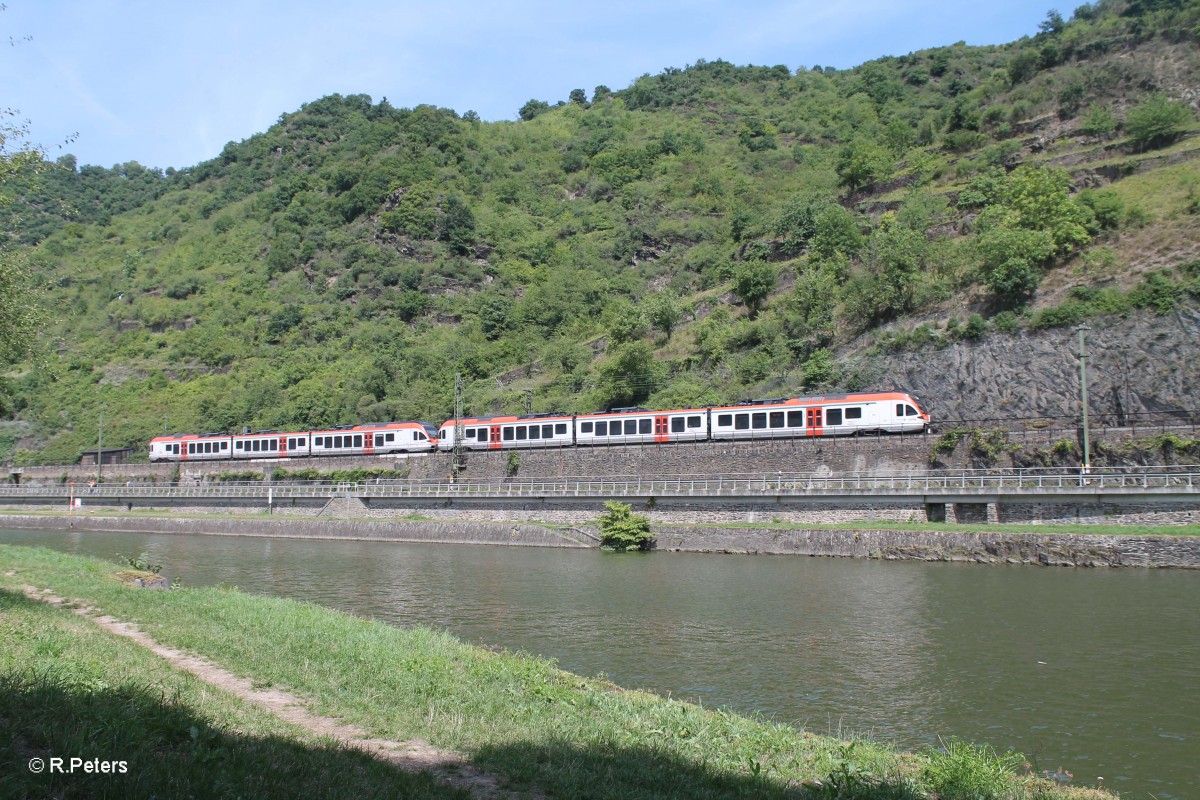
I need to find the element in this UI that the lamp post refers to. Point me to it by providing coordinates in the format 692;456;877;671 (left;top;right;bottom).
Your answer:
1075;324;1092;475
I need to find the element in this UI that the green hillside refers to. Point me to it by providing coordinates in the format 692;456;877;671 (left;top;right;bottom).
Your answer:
3;0;1200;464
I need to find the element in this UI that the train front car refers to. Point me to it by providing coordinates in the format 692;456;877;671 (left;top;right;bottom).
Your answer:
709;391;930;440
438;413;574;451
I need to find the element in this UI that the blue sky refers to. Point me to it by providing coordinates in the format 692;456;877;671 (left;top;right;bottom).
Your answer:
3;1;1057;171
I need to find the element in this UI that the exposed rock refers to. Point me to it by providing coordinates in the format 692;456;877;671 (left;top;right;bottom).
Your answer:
867;307;1200;425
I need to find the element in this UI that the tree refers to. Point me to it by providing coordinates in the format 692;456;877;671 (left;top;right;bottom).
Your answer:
596;341;662;409
568;88;588;106
597;501;653;551
1125;94;1193;149
732;261;776;317
601;298;646;345
518;99;550;121
644;291;683;340
440;195;476;255
836;137;893;192
1;113;49;365
1038;9;1066;35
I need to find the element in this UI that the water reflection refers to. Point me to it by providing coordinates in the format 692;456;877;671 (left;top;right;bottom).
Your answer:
1;527;1196;799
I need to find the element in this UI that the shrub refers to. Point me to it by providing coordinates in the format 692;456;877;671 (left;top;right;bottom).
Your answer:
922;738;1027;800
1126;94;1193;149
597;500;653;552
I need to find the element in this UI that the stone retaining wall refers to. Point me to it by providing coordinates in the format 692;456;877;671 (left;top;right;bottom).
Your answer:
2;514;1197;568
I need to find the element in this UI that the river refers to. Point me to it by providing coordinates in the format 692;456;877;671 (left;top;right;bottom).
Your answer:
2;527;1196;799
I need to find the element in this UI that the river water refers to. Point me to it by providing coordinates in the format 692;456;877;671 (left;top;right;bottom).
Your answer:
2;527;1196;799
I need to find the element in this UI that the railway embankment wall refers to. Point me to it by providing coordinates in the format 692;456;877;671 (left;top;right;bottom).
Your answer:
2;513;1196;568
7;422;1191;488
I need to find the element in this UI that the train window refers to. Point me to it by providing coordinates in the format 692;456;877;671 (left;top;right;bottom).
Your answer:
905;405;918;416
718;414;732;427
354;435;362;447
639;419;652;434
222;442;228;450
688;416;701;428
173;444;180;454
479;428;490;442
271;441;278;451
375;435;384;447
235;441;243;450
555;423;567;435
671;417;685;433
846;407;862;419
896;404;904;416
596;421;607;435
386;433;395;442
542;424;553;438
752;412;767;429
624;419;637;434
529;426;540;439
734;414;749;430
503;427;515;441
189;443;197;454
827;409;843;426
788;410;802;427
580;421;593;433
769;411;784;428
465;429;476;438
516;426;527;440
416;432;426;441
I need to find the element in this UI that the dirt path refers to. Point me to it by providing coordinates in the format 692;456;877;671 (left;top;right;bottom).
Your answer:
15;581;527;800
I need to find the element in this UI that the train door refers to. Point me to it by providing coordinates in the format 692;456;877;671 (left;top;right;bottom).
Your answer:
806;407;823;437
489;425;502;450
363;433;375;456
654;415;669;443
279;435;289;458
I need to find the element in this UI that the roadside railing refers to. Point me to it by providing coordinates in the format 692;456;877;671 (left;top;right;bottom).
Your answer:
3;466;1197;502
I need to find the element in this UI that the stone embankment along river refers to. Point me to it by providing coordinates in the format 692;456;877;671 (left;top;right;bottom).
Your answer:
3;514;1197;568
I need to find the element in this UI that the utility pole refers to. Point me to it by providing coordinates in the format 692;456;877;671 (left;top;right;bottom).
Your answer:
1076;324;1092;475
453;373;465;477
96;408;104;485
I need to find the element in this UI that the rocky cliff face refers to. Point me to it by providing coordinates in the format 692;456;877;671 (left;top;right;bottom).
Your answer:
869;307;1200;427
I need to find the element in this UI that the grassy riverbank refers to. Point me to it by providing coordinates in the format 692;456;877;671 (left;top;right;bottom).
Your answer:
0;545;1111;799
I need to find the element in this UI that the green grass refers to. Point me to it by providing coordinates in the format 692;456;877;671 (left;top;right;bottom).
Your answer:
0;545;1112;800
0;575;462;799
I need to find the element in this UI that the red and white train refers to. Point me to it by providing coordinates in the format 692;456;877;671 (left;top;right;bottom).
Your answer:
435;391;929;451
148;391;929;462
149;421;438;462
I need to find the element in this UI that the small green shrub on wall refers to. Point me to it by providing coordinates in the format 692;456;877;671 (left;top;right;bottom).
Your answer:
597;500;654;552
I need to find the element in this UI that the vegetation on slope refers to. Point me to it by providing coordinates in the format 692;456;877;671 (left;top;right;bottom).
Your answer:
2;0;1199;464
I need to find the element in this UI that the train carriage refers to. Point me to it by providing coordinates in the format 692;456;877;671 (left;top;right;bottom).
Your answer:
231;431;298;459
437;413;574;451
574;407;709;446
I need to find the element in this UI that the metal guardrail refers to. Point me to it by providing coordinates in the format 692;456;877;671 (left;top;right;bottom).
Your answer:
3;467;1197;502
